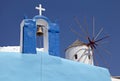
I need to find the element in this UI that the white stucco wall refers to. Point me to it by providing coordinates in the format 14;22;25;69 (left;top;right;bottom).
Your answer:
65;45;94;65
0;46;44;53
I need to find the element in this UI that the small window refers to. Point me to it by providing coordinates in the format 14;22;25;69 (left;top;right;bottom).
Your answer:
74;54;78;59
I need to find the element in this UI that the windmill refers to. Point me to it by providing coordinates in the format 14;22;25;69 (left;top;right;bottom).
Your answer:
65;17;110;66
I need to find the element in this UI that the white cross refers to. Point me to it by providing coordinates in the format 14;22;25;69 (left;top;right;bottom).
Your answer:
35;4;45;16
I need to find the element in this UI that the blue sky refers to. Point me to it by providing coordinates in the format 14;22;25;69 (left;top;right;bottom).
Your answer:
0;0;120;76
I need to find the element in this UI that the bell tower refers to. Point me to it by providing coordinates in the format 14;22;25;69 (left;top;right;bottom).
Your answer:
20;4;60;56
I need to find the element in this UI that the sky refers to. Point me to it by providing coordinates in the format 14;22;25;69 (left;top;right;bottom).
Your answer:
0;0;120;76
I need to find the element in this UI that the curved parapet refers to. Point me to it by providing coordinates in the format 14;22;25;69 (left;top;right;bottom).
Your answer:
0;52;111;81
33;15;51;26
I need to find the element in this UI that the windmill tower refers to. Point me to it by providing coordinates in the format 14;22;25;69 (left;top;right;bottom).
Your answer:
65;17;109;66
65;40;94;65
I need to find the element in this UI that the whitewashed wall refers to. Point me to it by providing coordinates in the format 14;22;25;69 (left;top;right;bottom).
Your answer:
65;45;94;65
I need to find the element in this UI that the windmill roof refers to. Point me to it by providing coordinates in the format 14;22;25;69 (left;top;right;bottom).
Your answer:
66;39;86;50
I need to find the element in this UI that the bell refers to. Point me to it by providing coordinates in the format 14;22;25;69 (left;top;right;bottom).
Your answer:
36;26;43;36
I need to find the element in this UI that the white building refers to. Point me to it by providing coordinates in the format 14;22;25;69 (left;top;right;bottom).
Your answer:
65;40;94;65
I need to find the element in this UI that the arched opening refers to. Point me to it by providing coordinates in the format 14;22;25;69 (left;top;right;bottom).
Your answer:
36;24;44;48
36;19;48;51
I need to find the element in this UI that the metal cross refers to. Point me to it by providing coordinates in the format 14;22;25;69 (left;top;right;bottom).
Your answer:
35;4;45;16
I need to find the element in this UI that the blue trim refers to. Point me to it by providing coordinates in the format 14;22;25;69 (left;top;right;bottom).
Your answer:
48;23;60;56
22;19;37;54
